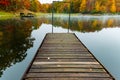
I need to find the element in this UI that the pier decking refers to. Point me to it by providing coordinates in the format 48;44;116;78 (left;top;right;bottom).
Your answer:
22;33;114;80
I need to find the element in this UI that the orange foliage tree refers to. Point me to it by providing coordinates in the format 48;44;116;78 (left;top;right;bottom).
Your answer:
110;0;116;13
23;0;31;9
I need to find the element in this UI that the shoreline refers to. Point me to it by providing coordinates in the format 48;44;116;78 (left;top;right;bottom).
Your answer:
1;11;120;20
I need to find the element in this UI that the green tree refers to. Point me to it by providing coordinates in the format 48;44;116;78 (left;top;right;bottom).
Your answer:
30;0;41;12
72;0;81;13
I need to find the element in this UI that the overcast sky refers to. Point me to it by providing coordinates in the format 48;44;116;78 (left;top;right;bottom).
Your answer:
39;0;63;4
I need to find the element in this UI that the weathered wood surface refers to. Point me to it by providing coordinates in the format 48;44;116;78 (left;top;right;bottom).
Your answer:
22;33;114;80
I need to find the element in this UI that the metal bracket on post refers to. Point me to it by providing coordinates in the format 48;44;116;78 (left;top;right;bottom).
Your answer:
52;1;71;33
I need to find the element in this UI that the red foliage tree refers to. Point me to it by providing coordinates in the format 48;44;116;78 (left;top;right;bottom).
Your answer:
23;0;31;9
0;0;9;6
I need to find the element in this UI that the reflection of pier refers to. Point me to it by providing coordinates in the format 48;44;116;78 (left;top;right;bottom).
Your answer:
22;33;114;80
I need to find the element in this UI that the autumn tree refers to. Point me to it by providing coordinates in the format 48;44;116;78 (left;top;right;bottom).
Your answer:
0;0;9;6
116;0;120;12
47;4;52;13
99;0;107;13
0;0;10;10
71;0;81;13
95;1;101;12
110;0;116;13
30;0;41;12
6;0;23;11
23;0;31;10
0;0;118;13
80;0;87;13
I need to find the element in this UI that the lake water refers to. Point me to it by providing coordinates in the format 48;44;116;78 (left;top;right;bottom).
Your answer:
0;14;120;80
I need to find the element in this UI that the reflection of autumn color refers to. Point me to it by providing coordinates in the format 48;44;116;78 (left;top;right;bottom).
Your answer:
40;17;120;32
0;32;3;45
0;18;42;77
78;21;83;30
107;19;114;27
92;20;102;28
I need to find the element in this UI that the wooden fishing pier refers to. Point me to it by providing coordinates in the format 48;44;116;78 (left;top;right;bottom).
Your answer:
22;33;115;80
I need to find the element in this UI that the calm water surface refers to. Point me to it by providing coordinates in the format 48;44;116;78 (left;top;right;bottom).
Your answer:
0;14;120;80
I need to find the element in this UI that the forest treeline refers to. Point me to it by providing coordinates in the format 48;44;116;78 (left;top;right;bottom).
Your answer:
51;0;118;13
0;0;41;12
0;0;119;13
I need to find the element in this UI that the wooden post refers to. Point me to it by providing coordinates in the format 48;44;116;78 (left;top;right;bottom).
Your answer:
52;1;71;33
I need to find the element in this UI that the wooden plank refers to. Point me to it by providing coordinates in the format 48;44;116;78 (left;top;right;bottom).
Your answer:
35;56;94;59
25;73;110;78
38;51;89;54
25;78;113;80
43;40;78;42
36;54;94;58
29;68;106;73
37;53;92;56
34;58;97;62
40;46;86;49
33;62;99;65
22;33;114;80
31;64;103;69
42;43;83;46
39;49;88;52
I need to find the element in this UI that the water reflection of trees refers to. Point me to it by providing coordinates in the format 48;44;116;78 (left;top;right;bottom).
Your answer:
0;18;42;77
0;17;119;77
40;17;120;32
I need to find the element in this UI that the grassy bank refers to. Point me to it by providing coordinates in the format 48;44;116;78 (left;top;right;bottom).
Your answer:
0;11;17;20
0;10;37;20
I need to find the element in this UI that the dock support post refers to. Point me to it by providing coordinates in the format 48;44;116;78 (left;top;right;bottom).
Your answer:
52;2;54;33
52;1;71;33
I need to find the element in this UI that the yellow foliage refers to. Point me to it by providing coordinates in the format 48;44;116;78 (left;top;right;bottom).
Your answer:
100;5;107;12
107;19;114;27
110;0;116;13
95;1;101;12
78;21;83;30
92;20;98;27
0;32;3;36
80;0;87;12
0;32;3;45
